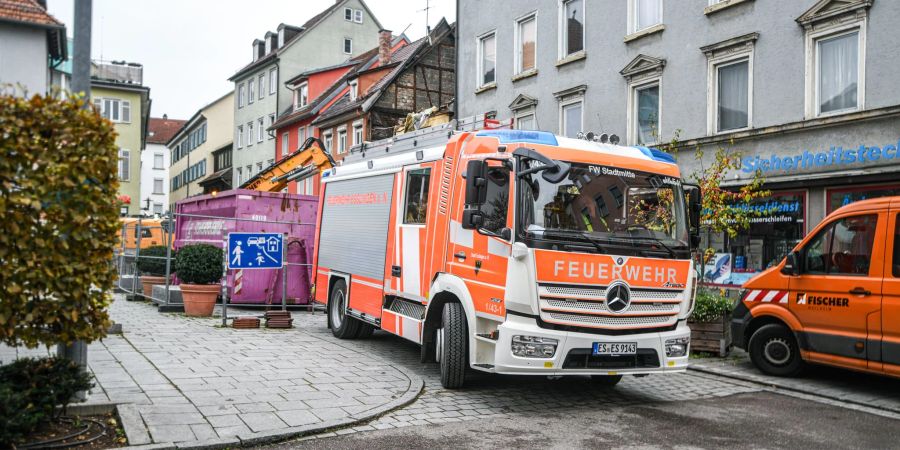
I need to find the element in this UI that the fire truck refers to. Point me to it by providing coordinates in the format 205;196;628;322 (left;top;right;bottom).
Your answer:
311;122;702;388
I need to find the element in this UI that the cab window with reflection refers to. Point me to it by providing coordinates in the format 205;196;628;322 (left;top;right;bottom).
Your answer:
480;167;510;235
403;169;430;224
803;214;877;276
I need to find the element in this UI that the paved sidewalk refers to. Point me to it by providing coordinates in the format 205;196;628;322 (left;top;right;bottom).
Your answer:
2;295;422;448
690;349;900;414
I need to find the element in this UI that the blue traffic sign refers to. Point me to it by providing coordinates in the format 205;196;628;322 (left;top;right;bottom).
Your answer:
227;232;284;269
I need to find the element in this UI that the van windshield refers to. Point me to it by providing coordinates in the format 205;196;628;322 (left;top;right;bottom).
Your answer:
518;160;689;257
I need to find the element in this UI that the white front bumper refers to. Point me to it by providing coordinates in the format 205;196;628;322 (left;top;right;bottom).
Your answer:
487;313;690;375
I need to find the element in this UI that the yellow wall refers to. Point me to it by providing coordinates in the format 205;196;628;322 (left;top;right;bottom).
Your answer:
92;85;146;216
169;92;234;206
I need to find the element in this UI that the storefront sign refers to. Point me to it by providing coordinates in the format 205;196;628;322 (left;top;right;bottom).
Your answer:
741;139;900;174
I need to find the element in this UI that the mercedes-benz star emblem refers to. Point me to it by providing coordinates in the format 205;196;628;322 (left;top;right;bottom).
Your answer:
605;281;632;313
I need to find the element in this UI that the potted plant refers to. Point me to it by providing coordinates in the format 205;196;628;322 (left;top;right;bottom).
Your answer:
174;244;223;317
136;245;172;299
688;287;734;356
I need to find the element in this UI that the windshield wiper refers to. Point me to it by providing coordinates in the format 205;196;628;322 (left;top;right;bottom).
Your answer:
621;235;678;258
530;229;607;253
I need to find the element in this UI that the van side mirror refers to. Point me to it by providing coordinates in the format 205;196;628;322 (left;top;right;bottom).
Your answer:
465;159;488;206
461;209;483;230
781;252;800;276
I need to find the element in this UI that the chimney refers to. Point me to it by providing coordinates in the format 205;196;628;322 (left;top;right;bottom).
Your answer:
35;0;47;9
163;113;168;120
378;29;392;66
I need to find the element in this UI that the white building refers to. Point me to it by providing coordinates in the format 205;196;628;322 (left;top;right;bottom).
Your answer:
142;115;185;216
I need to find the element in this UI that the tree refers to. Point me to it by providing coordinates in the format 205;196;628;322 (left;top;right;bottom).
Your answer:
0;91;120;348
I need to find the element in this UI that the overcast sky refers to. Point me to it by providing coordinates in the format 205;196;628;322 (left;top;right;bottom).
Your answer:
46;0;456;119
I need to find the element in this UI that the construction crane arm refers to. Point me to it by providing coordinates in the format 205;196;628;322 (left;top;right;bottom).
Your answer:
241;137;336;192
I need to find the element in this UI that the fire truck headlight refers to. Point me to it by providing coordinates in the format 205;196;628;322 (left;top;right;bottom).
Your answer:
512;335;558;358
665;337;690;357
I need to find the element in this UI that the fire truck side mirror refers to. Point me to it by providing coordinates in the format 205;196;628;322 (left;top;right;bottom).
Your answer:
684;183;702;249
462;209;484;230
465;159;488;206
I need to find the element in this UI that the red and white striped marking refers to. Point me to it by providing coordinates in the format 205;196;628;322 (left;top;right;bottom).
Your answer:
743;289;788;304
234;269;243;295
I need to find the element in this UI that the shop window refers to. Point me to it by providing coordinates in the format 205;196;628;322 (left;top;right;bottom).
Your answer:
403;169;431;224
802;214;877;276
827;184;900;215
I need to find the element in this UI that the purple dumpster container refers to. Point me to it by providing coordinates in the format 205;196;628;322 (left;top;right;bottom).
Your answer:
174;189;317;305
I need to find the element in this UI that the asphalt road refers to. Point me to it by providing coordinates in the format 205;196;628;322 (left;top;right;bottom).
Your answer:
266;391;900;449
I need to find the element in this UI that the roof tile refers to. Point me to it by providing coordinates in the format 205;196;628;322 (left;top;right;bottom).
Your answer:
0;0;63;27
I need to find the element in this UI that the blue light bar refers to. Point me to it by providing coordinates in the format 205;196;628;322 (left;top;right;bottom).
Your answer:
476;129;559;146
634;146;677;164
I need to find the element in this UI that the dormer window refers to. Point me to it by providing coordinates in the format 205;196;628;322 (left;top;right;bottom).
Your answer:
278;29;285;47
349;79;358;101
294;82;309;109
265;38;272;54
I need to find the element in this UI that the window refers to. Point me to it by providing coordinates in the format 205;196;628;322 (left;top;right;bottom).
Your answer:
354;9;363;23
477;32;496;87
560;99;582;138
337;128;347;154
480;167;511;235
344;7;352;20
258;73;265;100
560;0;584;57
246;164;252;177
282;133;289;155
118;149;130;181
269;68;277;95
237;125;244;149
238;84;245;108
257;118;264;142
515;111;535;130
894;214;900;277
817;31;860;115
247;122;254;146
715;59;750;132
153;178;164;194
403;169;431;224
296;82;308;108
153;203;163;215
323;131;333;154
236;167;243;184
248;78;255;104
803;215;877;276
268;114;275;139
633;82;660;145
343;38;353;54
153;153;164;169
257;162;263;173
352;122;363;147
516;14;537;74
632;0;662;33
298;126;307;145
94;98;131;123
267;159;274;167
349;79;358;100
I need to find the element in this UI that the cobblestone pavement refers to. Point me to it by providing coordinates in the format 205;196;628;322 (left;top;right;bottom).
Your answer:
2;295;421;447
690;349;900;413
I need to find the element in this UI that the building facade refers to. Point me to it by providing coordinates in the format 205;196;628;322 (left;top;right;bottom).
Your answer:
457;0;900;287
143;116;186;216
91;61;151;217
0;0;66;96
168;92;234;209
228;0;382;189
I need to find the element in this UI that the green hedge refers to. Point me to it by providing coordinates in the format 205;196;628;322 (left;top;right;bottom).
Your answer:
0;357;93;446
137;245;172;276
0;92;119;348
175;244;223;285
690;288;734;322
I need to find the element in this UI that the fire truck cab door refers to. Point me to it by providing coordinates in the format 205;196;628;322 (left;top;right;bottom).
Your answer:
790;212;885;370
448;166;512;319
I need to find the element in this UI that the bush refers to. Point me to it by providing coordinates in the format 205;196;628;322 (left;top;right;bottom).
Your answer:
690;288;734;322
0;91;119;348
0;357;94;446
175;244;223;285
136;245;172;276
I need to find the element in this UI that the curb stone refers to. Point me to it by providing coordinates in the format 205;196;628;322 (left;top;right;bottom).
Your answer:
174;437;241;449
120;443;176;450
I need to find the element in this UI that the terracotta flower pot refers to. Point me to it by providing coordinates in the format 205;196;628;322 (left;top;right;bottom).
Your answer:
181;284;220;317
140;275;169;299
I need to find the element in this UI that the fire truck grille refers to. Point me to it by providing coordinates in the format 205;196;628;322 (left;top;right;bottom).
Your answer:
538;284;681;330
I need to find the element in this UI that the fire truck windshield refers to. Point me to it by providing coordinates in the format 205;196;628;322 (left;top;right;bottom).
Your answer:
518;160;690;258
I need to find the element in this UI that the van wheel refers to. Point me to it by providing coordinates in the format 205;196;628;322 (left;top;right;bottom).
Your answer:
748;324;804;377
329;280;360;339
590;375;623;386
437;303;467;389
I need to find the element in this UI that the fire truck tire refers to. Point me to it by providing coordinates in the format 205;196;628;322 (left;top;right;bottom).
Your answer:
590;375;623;386
355;323;375;339
438;302;468;389
329;280;361;339
748;323;804;377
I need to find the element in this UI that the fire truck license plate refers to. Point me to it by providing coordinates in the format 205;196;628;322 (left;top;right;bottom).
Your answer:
592;342;637;355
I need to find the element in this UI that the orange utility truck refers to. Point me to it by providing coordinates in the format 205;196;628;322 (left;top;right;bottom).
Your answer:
311;124;702;388
734;197;900;378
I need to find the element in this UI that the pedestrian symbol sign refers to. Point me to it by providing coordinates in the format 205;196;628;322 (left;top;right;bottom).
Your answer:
227;232;283;269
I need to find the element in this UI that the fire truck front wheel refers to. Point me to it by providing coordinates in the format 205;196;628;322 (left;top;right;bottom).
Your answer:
437;302;468;389
748;323;804;377
329;280;361;339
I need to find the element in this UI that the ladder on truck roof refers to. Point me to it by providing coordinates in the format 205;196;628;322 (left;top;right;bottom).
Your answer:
342;113;512;164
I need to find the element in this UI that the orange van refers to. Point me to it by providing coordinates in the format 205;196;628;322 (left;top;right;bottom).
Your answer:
119;218;167;250
733;196;900;378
